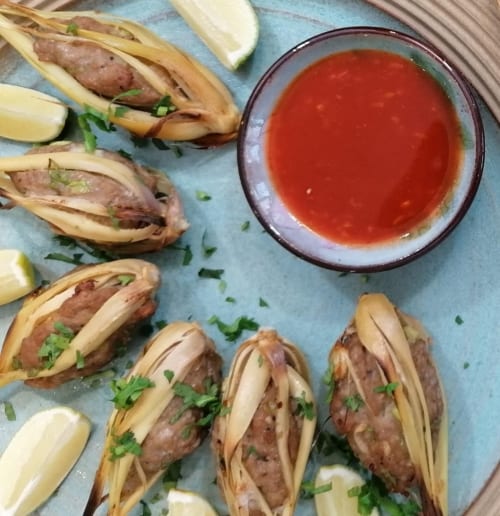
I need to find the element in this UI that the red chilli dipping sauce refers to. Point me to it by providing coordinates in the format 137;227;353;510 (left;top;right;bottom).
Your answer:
266;49;463;245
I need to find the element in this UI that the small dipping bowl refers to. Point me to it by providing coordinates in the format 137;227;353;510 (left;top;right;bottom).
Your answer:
237;27;484;272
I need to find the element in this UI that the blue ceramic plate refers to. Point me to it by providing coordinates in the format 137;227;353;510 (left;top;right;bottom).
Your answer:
0;1;498;515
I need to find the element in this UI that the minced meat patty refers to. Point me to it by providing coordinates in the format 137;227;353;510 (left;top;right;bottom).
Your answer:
329;326;444;493
18;278;156;389
33;16;165;107
122;349;222;496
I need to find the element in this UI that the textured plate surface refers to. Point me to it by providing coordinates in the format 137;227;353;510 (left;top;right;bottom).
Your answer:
0;1;499;515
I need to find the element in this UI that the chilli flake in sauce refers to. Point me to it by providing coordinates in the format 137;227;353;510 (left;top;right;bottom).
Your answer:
267;49;463;245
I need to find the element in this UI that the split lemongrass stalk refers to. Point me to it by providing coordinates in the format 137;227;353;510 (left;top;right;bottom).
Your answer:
0;0;240;144
0;259;160;389
0;142;188;254
84;321;223;516
328;293;448;516
212;329;317;515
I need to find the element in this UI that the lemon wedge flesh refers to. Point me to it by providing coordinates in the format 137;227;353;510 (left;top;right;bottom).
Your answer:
0;84;68;142
0;249;36;306
167;488;218;516
170;0;259;70
314;465;380;516
0;406;91;516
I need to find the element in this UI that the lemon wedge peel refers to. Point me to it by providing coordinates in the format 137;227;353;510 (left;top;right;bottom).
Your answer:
314;465;380;516
0;249;36;306
170;0;259;70
0;406;91;516
0;84;68;142
167;488;218;516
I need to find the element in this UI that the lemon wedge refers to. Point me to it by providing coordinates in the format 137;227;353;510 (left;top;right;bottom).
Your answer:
167;488;218;516
0;406;91;516
0;249;36;306
0;84;68;142
314;465;380;516
170;0;259;70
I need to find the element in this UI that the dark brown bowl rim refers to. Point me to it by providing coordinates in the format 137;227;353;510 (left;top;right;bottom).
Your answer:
237;26;485;273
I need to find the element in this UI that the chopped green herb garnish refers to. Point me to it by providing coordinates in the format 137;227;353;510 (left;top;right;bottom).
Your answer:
170;378;225;429
66;22;78;35
155;320;167;330
463;361;470;369
109;88;142;118
348;476;421;516
198;268;224;279
38;321;75;369
117;149;132;160
111;375;155;410
455;315;464;325
201;230;217;257
257;354;264;367
294;391;315;420
109;431;142;461
48;159;90;193
44;252;85;265
218;279;227;293
241;220;250;231
300;480;332;499
208;315;259;342
163;369;174;383
3;401;16;421
76;350;85;370
152;138;170;150
171;244;193;266
162;460;182;491
171;144;183;158
322;364;335;403
196;190;211;201
151;95;177;117
82;368;116;387
374;382;399;394
77;105;116;152
107;206;120;229
139;500;152;516
225;296;236;303
131;134;149;148
117;274;135;286
343;394;364;412
361;274;370;283
258;297;269;307
53;235;117;262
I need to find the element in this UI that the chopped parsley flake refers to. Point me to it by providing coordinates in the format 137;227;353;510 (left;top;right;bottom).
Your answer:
300;480;332;499
38;322;75;369
343;394;364;412
196;190;211;201
218;279;227;293
241;220;250;231
151;95;177;117
170;378;226;429
162;460;182;491
208;315;259;342
294;391;315;420
201;230;217;257
66;22;78;35
163;369;174;383
374;382;399;394
117;274;135;286
225;296;236;304
76;350;85;370
323;364;335;404
171;244;193;266
109;431;142;461
3;401;16;421
198;268;224;279
455;315;464;325
258;297;269;307
463;361;470;369
44;252;85;265
111;375;155;410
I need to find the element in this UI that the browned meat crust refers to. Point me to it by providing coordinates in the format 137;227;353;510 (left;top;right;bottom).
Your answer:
329;327;443;494
238;383;303;514
17;279;156;389
122;349;222;496
33;16;164;107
